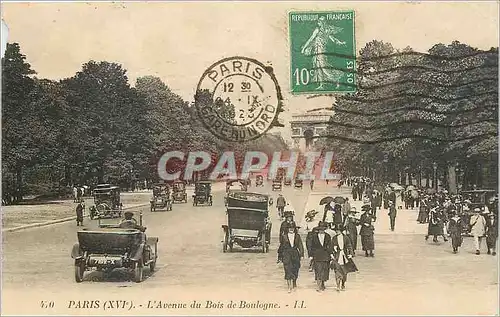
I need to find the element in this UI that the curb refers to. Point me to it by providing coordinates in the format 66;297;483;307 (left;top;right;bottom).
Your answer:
2;203;150;233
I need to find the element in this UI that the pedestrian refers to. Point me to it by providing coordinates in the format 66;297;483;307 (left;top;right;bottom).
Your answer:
333;203;344;227
417;197;429;223
344;207;359;255
485;213;498;256
276;194;286;220
73;186;78;203
469;208;487;255
280;212;297;236
76;201;85;226
359;205;375;257
342;198;351;217
310;179;314;190
447;210;464;254
331;224;357;291
388;200;397;231
309;221;333;292
277;223;304;293
352;182;358;201
425;207;448;243
306;225;319;272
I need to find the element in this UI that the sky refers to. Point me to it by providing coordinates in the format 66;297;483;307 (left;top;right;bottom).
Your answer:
1;1;499;141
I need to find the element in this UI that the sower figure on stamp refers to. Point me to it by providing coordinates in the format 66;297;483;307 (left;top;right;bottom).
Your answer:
485;213;498;256
359;205;375;257
76;201;85;226
331;224;357;292
447;209;464;254
309;221;333;292
277;223;304;293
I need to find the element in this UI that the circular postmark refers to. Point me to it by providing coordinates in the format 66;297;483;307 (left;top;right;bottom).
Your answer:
195;56;282;142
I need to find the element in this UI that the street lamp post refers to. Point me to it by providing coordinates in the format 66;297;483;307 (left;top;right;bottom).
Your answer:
432;162;438;191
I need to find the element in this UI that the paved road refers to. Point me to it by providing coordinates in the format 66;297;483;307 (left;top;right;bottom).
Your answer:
2;182;498;315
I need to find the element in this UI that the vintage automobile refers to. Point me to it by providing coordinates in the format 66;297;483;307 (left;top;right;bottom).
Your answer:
255;175;264;187
89;184;123;219
225;179;248;206
294;178;303;189
222;192;272;253
284;178;292;186
171;180;188;203
460;189;497;210
272;179;282;191
150;183;172;212
71;214;158;283
193;181;213;206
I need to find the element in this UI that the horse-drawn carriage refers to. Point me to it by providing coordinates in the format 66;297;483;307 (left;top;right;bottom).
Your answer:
71;214;158;283
193;181;213;206
222;192;272;253
150;183;172;212
89;184;123;219
171;180;188;203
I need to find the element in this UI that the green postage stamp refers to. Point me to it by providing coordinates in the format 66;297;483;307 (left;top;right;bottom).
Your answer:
289;11;356;94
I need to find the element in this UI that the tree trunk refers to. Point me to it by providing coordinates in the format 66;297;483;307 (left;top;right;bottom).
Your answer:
417;168;422;187
447;164;457;194
425;172;430;188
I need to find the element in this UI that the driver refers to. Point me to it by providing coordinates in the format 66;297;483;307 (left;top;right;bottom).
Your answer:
119;211;147;243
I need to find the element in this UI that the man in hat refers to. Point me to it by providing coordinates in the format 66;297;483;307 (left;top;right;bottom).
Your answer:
388;200;397;231
331;224;356;291
309;221;334;291
485;213;497;256
359;205;375;257
75;201;85;226
276;194;286;220
344;207;359;255
119;211;146;232
469;208;487;255
280;212;297;236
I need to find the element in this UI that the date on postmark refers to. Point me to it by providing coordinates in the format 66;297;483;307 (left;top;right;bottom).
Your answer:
289;11;356;94
195;56;283;143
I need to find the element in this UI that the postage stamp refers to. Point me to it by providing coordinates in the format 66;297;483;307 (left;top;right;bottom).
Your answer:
0;2;498;316
289;11;356;94
195;56;282;142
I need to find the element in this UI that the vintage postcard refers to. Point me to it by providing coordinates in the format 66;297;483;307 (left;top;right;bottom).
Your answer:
1;1;498;316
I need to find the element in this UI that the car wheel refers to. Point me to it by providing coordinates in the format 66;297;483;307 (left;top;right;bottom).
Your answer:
134;260;143;283
150;257;156;272
74;260;85;283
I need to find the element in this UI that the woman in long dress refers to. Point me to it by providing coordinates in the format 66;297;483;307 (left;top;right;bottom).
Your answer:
301;16;346;90
359;205;375;257
277;224;304;293
447;210;463;253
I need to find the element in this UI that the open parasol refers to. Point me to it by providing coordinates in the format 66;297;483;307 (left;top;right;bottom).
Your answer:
333;196;346;204
319;196;335;205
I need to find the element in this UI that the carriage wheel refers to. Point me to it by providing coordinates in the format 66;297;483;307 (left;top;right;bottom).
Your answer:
74;260;85;283
222;230;228;253
261;241;266;253
134;260;144;283
209;196;213;206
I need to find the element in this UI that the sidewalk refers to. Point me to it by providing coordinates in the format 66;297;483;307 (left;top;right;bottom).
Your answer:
1;191;152;232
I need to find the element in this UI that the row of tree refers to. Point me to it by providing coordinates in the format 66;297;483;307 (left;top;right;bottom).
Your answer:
1;43;288;203
316;40;498;192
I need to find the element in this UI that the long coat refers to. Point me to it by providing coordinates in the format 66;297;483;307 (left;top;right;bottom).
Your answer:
447;216;463;249
344;216;359;250
278;232;304;280
485;216;498;249
309;232;333;262
359;212;375;251
469;213;487;237
76;203;84;222
331;233;354;263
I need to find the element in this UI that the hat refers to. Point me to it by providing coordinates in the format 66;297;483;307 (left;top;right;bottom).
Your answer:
361;204;371;211
317;221;328;229
473;208;481;213
124;211;134;217
284;211;294;218
388;201;394;205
